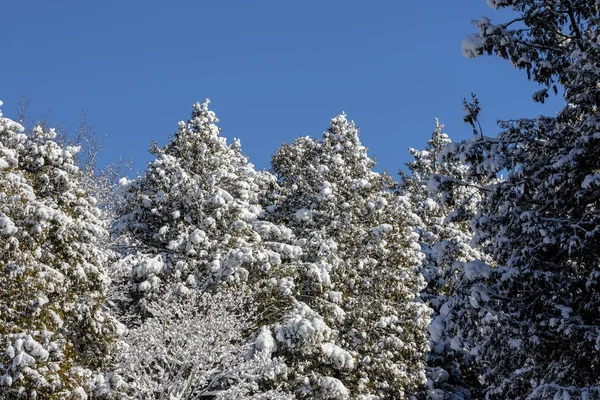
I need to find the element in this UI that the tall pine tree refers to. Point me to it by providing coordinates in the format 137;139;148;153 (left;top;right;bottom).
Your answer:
116;100;301;307
113;100;302;396
267;113;430;399
443;1;600;397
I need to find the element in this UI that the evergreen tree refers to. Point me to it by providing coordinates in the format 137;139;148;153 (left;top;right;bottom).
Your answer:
268;114;431;399
401;120;483;297
400;121;487;399
116;99;301;311
462;0;600;109
441;2;600;397
113;100;302;396
0;102;120;398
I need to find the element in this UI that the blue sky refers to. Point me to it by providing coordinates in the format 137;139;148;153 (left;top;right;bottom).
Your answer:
1;1;564;176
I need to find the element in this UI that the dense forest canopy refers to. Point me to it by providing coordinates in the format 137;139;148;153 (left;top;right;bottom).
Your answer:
1;1;599;399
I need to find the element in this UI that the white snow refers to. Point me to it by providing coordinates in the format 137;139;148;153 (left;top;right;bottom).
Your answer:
372;224;392;236
321;376;350;399
189;228;206;244
136;255;164;278
0;213;18;235
582;173;600;189
295;208;313;222
321;343;355;370
464;259;491;280
254;327;277;355
462;33;484;58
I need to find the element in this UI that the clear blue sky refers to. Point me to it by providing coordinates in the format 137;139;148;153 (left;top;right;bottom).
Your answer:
1;1;564;176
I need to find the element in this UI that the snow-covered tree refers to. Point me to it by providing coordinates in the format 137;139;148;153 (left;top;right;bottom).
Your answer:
462;0;600;108
267;114;431;398
401;120;484;295
436;2;600;398
0;102;121;398
400;120;488;399
94;288;293;400
115;99;301;314
113;100;305;397
13;97;131;228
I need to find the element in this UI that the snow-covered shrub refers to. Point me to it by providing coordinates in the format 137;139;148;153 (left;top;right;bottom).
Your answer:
95;288;293;399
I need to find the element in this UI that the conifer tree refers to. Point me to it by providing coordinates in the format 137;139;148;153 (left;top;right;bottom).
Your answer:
0;102;120;398
400;121;487;399
440;2;600;398
116;100;301;311
113;100;301;396
401;120;482;296
268;114;431;399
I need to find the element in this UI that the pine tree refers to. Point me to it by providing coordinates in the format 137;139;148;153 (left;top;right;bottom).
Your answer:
442;2;600;398
400;120;487;399
267;114;431;399
0;102;120;398
401;120;483;296
116;100;301;310
113;100;302;396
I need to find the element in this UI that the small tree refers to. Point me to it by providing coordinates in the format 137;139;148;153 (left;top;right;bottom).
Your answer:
94;288;293;400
